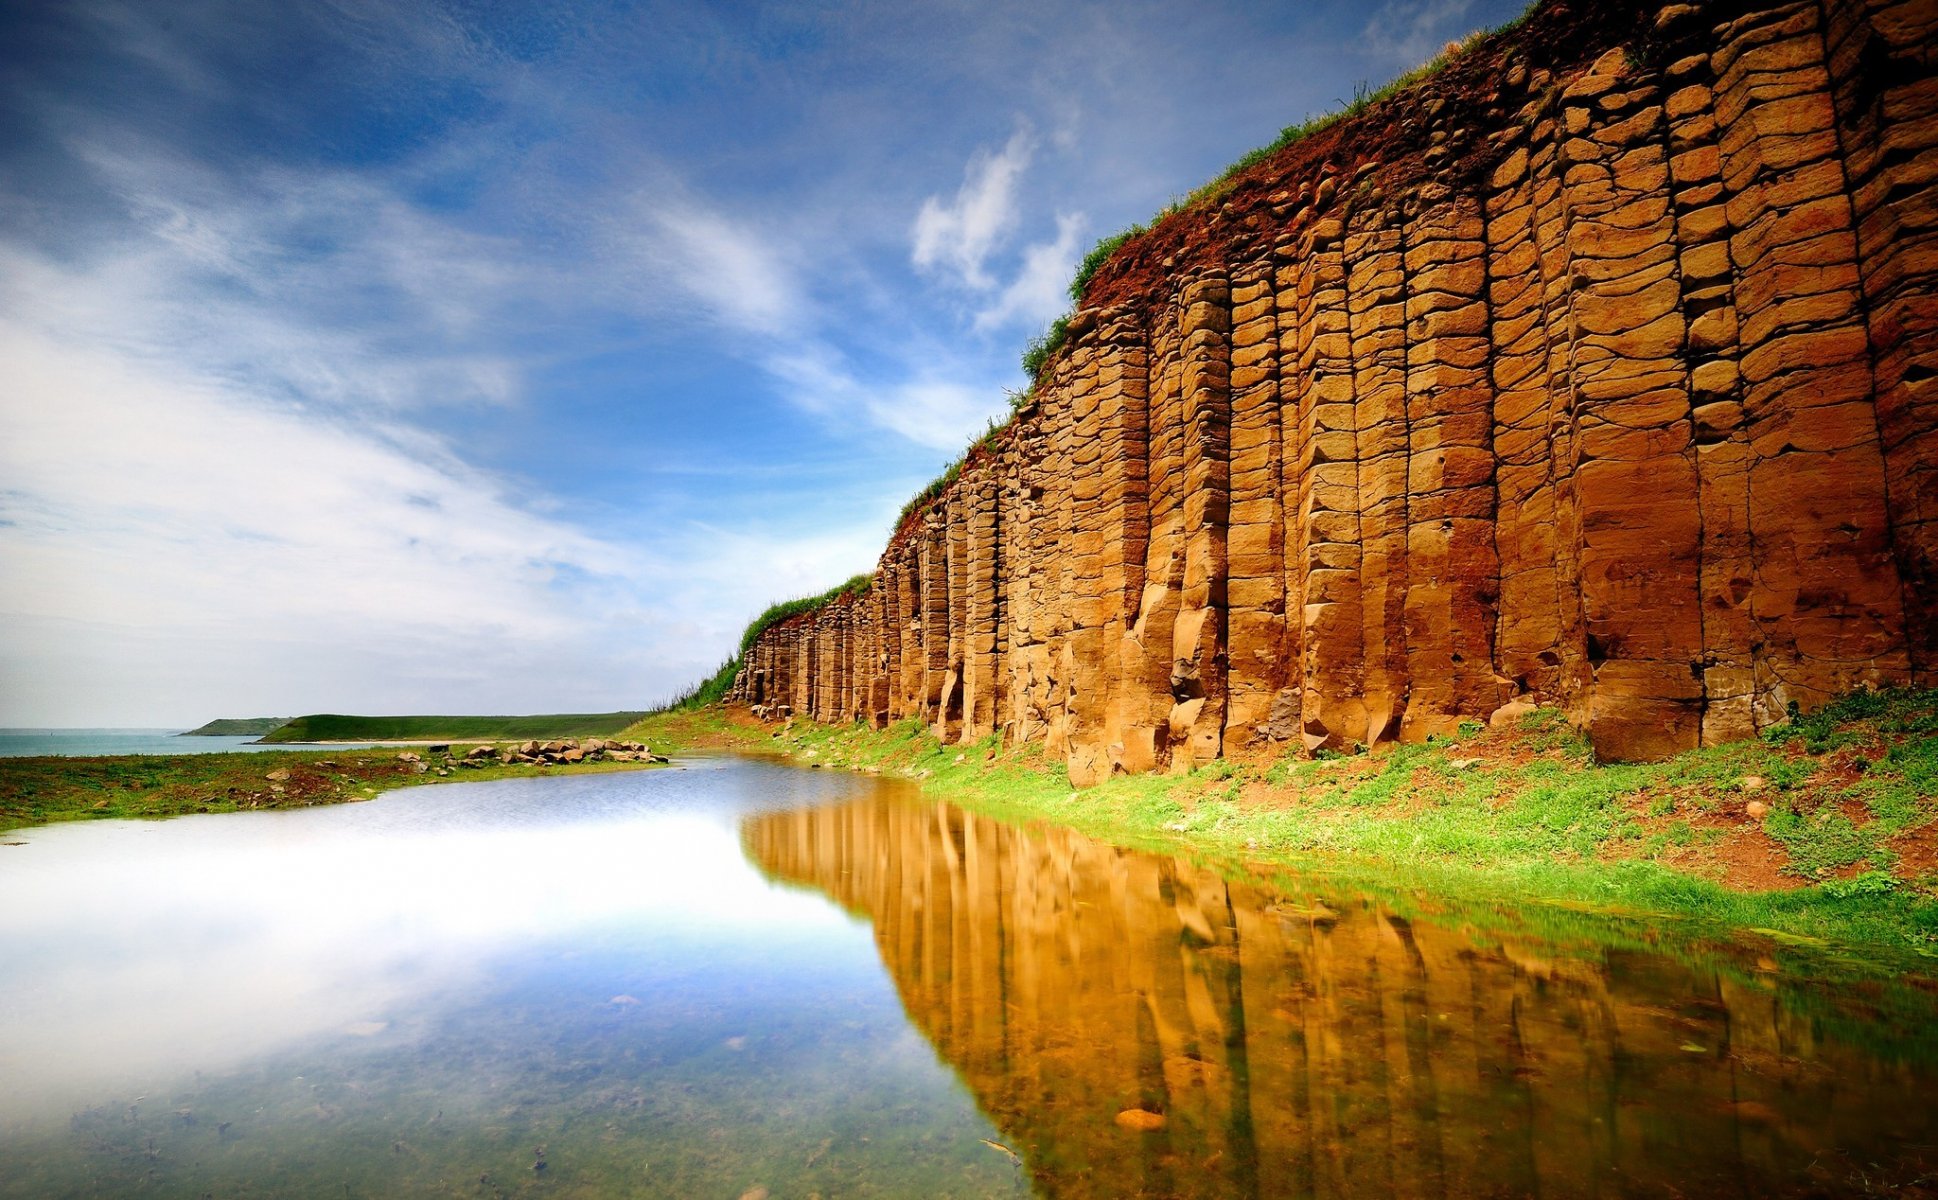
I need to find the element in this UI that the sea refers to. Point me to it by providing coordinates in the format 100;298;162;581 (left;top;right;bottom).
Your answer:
0;730;361;757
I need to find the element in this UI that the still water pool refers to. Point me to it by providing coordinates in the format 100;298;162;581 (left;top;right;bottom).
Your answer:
1;758;1936;1197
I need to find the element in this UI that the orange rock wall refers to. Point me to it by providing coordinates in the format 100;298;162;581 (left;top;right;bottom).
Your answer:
734;0;1938;770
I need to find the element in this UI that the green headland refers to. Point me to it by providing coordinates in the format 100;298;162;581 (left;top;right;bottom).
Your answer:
180;717;288;736
258;711;649;743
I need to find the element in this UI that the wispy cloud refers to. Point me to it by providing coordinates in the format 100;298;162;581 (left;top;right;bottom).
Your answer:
1361;0;1479;67
973;211;1083;333
626;200;805;337
0;134;886;722
617;190;1014;451
911;126;1034;290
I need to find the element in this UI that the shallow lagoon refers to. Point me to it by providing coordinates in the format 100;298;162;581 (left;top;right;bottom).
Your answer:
2;758;1936;1197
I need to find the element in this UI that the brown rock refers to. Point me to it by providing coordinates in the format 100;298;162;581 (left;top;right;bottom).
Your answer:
1114;1108;1167;1132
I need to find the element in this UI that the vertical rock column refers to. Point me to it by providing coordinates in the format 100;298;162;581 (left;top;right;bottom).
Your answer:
1293;215;1369;751
1094;313;1155;776
1062;333;1113;784
898;543;925;722
935;492;967;741
1487;129;1570;701
1132;281;1189;770
1347;204;1413;744
1223;265;1289;750
1402;189;1504;736
1171;272;1233;771
1824;0;1938;684
1661;34;1762;744
1560;48;1705;761
1270;249;1308;747
1715;0;1908;716
1042;362;1080;761
881;555;902;721
1003;417;1046;743
920;513;950;730
961;465;1002;742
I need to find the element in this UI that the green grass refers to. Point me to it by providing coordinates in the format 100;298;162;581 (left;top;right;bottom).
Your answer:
633;686;1938;958
180;717;287;736
734;575;872;659
659;656;742;712
665;574;874;714
0;746;659;832
260;712;649;743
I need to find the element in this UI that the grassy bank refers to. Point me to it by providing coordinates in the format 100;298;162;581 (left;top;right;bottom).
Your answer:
0;746;658;833
260;711;648;743
629;690;1938;956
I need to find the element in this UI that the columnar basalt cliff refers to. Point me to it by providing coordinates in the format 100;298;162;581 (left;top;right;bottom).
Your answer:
743;795;1938;1197
733;0;1938;772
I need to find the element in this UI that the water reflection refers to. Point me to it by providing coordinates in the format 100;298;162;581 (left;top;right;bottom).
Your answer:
743;792;1938;1198
0;762;1027;1198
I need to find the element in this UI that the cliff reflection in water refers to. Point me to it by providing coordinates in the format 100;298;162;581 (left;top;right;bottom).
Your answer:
743;789;1938;1198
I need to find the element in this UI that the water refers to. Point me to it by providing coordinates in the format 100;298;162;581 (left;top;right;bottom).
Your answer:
2;760;1936;1197
0;729;340;757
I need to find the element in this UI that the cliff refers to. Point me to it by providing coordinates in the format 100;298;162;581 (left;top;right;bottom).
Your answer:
733;0;1938;772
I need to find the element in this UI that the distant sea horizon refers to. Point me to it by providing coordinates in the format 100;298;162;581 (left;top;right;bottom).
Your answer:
0;729;373;757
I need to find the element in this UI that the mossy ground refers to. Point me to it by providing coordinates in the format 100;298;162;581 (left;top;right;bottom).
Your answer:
628;690;1938;959
0;746;659;833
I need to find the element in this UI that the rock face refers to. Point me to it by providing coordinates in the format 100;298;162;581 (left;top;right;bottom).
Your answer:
732;0;1938;769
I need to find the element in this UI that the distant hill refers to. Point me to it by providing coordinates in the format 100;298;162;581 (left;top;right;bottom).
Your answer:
180;717;289;736
260;712;649;743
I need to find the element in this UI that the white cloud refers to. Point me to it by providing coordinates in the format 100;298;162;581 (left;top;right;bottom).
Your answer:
0;303;651;722
613;196;1013;453
865;380;1007;451
0;297;888;723
1361;0;1479;67
973;211;1084;333
51;138;533;412
628;200;805;336
911;127;1034;290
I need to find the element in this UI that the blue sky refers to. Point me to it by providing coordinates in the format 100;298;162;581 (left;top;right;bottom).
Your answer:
0;0;1518;725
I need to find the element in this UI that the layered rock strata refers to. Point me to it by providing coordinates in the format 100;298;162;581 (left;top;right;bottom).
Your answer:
733;0;1938;769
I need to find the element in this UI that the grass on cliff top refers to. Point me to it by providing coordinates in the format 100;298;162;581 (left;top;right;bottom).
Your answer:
735;574;872;658
1026;24;1514;385
651;574;876;715
630;688;1938;957
261;712;648;743
0;746;658;833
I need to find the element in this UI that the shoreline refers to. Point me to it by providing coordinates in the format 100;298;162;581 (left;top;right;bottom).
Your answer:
0;743;667;833
630;695;1938;961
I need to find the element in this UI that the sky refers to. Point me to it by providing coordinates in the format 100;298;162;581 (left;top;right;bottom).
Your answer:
0;0;1518;726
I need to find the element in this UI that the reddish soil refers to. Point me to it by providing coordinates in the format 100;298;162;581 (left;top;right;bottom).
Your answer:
1078;0;1670;317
